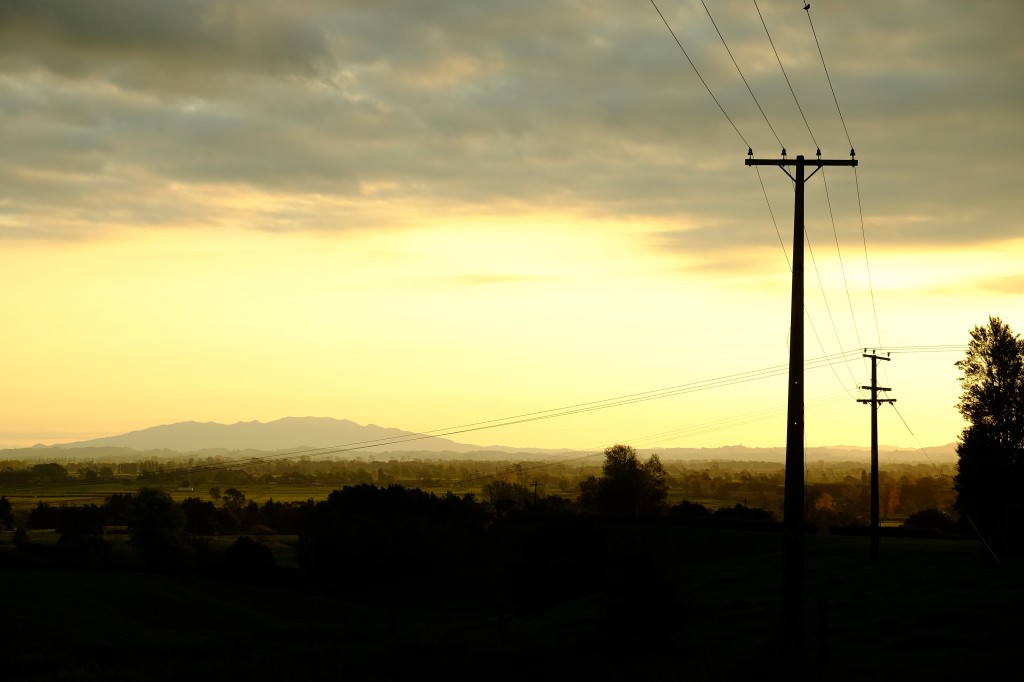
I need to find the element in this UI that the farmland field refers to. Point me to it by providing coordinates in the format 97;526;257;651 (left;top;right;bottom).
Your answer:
2;521;1021;681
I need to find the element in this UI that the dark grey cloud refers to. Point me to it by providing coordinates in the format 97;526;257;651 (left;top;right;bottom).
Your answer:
0;0;1020;248
0;0;333;85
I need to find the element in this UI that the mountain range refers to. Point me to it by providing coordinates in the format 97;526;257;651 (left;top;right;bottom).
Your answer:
23;417;957;463
45;417;501;454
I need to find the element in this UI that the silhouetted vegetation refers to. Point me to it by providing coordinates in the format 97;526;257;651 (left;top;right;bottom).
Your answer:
0;496;13;530
0;440;1015;680
903;508;957;535
578;444;669;515
953;316;1024;548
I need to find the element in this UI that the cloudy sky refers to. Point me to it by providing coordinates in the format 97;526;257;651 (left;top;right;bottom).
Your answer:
1;0;1020;452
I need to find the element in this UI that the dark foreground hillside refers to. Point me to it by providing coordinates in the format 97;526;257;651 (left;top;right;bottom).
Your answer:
2;522;1021;681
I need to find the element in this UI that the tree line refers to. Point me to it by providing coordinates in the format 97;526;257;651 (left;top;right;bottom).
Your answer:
4;315;1018;553
1;454;956;529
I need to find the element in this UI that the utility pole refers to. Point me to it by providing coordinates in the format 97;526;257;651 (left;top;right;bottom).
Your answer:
858;351;895;563
745;150;858;649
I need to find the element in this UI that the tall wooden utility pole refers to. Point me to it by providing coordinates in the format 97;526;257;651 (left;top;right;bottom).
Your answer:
858;351;895;563
744;151;858;649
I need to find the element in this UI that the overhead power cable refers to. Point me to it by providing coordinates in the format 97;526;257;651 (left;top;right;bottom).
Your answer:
434;392;850;489
804;225;861;393
800;3;884;376
887;403;954;479
755;0;817;149
13;342;960;494
804;3;852;150
13;351;866;491
854;167;884;350
629;391;850;448
649;0;751;149
817;168;864;352
874;344;965;354
754;166;790;266
757;169;860;399
700;0;784;150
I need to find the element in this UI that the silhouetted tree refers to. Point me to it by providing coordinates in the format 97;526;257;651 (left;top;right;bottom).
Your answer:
258;498;306;534
54;504;105;540
714;503;773;522
669;500;712;518
28;462;70;484
0;496;12;530
27;502;61;529
578;444;668;516
224;536;277;583
953;317;1024;543
103;493;133;526
180;497;219;535
221;488;246;509
297;484;486;594
128;487;184;562
13;526;29;547
482;480;533;518
903;508;956;535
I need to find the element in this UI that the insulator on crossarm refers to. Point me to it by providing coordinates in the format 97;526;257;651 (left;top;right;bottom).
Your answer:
850;148;856;158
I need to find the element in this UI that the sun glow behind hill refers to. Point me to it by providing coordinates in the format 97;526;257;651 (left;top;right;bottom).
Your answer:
1;0;1018;452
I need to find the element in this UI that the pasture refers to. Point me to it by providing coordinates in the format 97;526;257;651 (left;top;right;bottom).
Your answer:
1;519;1020;681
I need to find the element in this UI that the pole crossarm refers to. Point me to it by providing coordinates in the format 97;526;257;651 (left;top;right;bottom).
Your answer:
747;156;857;183
745;158;858;167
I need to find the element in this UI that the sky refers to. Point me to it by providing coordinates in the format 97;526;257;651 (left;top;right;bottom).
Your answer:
1;0;1021;452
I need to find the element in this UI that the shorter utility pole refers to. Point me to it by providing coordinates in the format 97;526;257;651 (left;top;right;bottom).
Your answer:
858;351;895;562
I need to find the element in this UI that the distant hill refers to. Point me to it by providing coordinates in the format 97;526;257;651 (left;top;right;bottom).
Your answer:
49;417;494;454
641;443;958;464
21;417;957;463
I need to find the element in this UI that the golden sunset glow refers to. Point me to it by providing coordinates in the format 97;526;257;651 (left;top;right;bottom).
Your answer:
1;1;1020;452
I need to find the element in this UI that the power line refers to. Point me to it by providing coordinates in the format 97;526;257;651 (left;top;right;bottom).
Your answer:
800;4;883;375
804;3;853;150
755;165;790;266
753;0;817;149
877;344;965;354
632;391;851;448
755;165;862;398
854;166;884;350
805;300;861;400
649;0;751;150
12;351;867;491
650;0;866;395
700;0;784;150
887;403;954;479
12;340;960;495
817;168;865;352
793;6;882;367
805;223;861;393
437;392;850;489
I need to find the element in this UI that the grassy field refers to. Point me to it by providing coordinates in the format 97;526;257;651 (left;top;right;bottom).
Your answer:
1;481;337;522
3;479;748;518
1;522;1020;681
